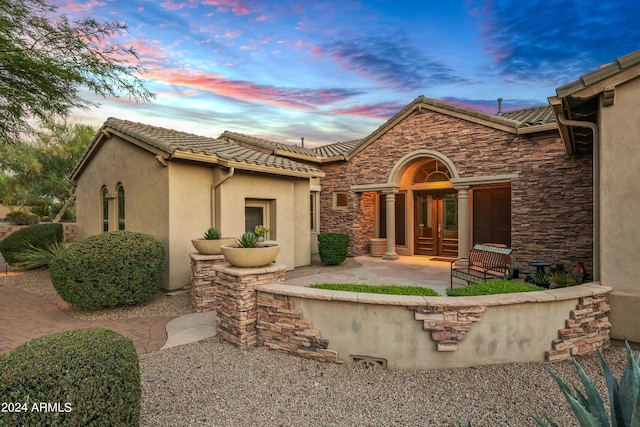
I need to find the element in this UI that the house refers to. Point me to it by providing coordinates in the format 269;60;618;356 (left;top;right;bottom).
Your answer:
70;119;324;290
549;49;640;343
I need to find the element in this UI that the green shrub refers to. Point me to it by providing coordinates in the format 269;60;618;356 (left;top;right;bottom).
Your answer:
50;231;165;309
0;328;140;427
317;232;349;265
534;341;640;427
4;210;40;225
309;283;439;296
447;279;544;296
0;223;63;266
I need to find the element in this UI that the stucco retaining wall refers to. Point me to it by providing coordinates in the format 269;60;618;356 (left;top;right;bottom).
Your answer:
256;283;611;370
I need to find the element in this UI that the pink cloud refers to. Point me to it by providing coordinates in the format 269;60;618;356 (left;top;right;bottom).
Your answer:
55;0;106;13
144;69;360;110
159;0;198;11
201;0;250;15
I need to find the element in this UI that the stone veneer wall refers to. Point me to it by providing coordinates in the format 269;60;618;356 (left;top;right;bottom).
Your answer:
319;108;593;272
0;222;77;243
190;253;229;312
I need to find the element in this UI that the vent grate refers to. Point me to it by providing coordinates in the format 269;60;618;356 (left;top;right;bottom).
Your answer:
350;355;387;368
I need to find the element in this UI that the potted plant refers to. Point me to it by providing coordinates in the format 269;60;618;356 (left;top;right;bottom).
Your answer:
220;231;280;268
254;225;270;242
191;227;236;255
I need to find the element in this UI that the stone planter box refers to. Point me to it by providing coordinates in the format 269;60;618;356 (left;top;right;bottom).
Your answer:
220;243;280;268
191;238;236;255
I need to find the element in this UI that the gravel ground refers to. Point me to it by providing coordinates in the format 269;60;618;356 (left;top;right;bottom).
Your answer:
1;259;632;426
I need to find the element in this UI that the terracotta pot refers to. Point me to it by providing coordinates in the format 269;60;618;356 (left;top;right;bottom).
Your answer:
220;243;281;268
191;238;237;255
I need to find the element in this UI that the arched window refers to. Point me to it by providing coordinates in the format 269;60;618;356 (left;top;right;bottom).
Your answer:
102;186;109;232
117;184;125;230
413;159;452;183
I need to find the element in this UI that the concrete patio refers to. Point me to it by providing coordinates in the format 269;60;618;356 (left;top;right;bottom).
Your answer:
283;255;461;295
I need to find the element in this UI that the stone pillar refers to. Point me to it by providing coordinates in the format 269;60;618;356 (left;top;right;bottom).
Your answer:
456;186;470;259
190;253;228;312
383;191;399;260
213;263;286;349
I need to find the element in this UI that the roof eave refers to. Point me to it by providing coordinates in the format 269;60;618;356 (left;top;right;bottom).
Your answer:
172;150;325;178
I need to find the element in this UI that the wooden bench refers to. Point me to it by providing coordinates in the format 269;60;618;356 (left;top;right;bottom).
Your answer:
450;244;512;288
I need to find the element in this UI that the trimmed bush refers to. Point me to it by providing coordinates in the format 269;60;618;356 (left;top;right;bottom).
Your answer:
0;328;140;426
0;223;63;266
4;210;40;225
50;231;165;309
317;232;349;265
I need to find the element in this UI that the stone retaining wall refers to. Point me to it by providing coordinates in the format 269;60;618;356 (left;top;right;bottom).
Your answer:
0;222;77;243
191;259;611;369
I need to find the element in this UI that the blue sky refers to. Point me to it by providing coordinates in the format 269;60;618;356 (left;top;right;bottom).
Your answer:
56;0;640;147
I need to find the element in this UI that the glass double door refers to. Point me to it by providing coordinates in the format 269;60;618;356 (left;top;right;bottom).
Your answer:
415;191;458;256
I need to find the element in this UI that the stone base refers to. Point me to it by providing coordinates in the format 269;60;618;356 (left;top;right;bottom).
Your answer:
190;253;227;312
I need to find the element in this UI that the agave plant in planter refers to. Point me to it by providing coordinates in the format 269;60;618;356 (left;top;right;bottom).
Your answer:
191;227;236;255
220;231;280;268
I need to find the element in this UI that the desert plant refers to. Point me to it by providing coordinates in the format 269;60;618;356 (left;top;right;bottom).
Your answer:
533;271;551;287
254;225;270;239
318;232;349;265
551;272;577;288
204;227;221;240
12;240;67;270
4;210;40;225
0;328;140;426
237;231;260;248
49;231;165;309
534;341;640;427
447;279;544;296
0;223;63;265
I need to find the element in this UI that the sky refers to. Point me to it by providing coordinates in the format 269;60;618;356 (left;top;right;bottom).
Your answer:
53;0;640;147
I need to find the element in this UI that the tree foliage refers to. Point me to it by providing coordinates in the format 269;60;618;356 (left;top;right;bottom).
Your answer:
0;0;154;143
0;121;94;218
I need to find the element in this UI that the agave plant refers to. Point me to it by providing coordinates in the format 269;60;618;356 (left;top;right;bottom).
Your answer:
13;240;67;270
237;231;259;248
534;341;640;427
203;227;221;240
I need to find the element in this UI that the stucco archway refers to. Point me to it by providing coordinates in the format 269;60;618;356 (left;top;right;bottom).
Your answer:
387;149;460;187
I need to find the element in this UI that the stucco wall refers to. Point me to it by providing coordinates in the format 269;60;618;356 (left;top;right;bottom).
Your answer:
257;283;610;370
168;161;216;289
320;109;593;274
217;172;310;270
599;77;640;341
74;136;171;284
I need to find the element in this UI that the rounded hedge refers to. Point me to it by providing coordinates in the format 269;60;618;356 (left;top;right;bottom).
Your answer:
0;328;140;426
50;231;165;309
0;223;63;266
317;232;349;265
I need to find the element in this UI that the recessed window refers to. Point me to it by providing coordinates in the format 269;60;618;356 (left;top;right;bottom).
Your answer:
310;192;319;231
117;184;125;230
333;192;348;209
413;159;451;183
102;186;109;232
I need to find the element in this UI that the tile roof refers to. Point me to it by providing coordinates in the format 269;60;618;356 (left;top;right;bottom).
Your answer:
500;105;556;127
219;130;318;157
82;118;324;176
556;50;640;98
312;139;363;158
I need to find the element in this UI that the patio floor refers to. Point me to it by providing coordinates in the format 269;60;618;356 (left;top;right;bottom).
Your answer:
284;255;466;295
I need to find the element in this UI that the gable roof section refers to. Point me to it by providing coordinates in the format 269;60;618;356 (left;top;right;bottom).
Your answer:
342;95;558;160
548;49;640;155
70;118;324;183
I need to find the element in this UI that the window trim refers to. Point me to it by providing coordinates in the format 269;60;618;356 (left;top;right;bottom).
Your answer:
333;192;348;210
117;183;125;231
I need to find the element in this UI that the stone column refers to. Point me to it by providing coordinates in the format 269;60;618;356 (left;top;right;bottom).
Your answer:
383;191;399;260
212;263;286;349
456;186;470;259
189;253;228;312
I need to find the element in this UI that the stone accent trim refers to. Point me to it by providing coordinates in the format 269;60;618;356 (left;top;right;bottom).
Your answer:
212;264;286;349
411;305;487;352
189;253;228;312
257;291;339;362
545;293;612;362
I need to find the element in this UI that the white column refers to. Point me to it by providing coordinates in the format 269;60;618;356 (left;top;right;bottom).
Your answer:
456;186;470;259
383;191;399;260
